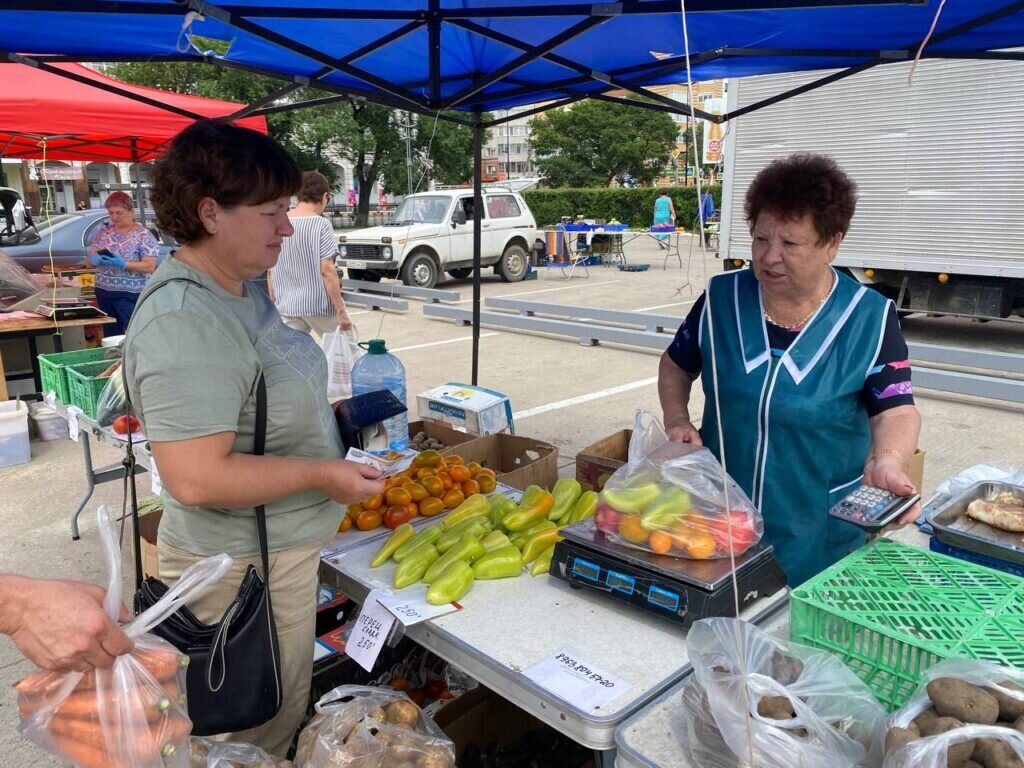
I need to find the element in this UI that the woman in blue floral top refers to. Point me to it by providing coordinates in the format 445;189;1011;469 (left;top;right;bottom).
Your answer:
87;191;159;334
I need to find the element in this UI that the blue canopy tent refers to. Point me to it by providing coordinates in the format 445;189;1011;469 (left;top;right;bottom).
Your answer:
4;0;1023;381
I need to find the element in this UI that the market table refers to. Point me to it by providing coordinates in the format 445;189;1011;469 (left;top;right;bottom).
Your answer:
0;314;115;399
612;526;929;768
322;534;788;765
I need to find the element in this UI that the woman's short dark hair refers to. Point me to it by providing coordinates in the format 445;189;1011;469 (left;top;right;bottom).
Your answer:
745;153;857;244
298;171;330;204
151;120;301;244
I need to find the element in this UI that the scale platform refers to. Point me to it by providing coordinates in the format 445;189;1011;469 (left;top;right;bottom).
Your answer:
35;299;108;321
551;519;786;627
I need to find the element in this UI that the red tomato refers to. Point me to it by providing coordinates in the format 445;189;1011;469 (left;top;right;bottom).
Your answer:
704;511;758;554
594;503;623;534
383;505;413;529
425;679;447;700
112;415;140;435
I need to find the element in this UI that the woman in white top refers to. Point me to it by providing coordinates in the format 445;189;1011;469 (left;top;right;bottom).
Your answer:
268;171;351;337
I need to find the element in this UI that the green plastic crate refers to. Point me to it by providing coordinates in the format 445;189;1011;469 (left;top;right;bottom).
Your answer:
38;347;109;403
66;360;115;419
790;539;1024;711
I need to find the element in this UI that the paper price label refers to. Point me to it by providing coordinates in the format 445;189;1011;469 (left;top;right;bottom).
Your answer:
346;590;396;673
523;649;632;711
376;590;460;626
150;460;163;496
66;406;82;443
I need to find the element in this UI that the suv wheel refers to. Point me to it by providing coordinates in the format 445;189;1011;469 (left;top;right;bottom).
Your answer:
448;268;472;280
401;252;439;289
496;243;528;282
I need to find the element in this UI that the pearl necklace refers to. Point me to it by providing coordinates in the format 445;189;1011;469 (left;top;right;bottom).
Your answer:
763;272;836;331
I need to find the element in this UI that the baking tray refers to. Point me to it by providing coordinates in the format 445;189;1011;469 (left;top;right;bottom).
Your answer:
927;481;1024;566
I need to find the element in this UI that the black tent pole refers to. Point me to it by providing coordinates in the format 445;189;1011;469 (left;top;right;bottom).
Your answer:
471;108;483;386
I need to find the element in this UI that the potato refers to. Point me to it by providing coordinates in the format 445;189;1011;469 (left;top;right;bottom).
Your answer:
980;740;1024;768
1014;716;1024;734
368;706;387;722
915;707;941;735
929;678;1000;725
756;695;795;720
993;682;1024;722
770;651;805;686
385;700;420;727
929;717;974;768
885;724;921;755
964;762;983;768
976;738;1000;763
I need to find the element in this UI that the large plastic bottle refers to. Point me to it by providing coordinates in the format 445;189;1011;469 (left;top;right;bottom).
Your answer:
351;339;409;451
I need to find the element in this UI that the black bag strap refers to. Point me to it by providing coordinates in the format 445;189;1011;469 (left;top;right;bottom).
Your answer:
124;276;271;590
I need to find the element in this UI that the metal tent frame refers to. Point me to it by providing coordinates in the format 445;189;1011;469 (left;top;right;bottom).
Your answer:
5;0;1024;381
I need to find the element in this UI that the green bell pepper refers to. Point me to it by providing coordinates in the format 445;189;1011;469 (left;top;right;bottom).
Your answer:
511;519;557;549
502;489;555;531
439;493;491;531
472;545;524;580
566;491;599;524
489;495;518;528
370;523;416;568
521;527;564;564
639;488;691;531
480;530;512;552
424;533;486;583
426;560;474;605
600;482;662;515
393;525;441;563
436;516;492;554
393;543;440;589
548;478;583;522
530;544;556;576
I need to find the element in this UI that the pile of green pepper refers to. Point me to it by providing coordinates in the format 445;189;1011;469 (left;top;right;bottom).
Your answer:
368;481;598;605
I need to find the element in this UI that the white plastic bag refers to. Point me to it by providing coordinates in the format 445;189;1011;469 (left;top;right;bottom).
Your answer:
323;329;360;399
190;737;295;767
17;506;232;768
884;658;1024;768
683;618;886;768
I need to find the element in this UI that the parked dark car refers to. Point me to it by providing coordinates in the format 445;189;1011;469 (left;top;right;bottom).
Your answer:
0;200;176;273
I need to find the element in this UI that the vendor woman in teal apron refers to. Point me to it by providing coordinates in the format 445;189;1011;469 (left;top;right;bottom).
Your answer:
658;154;922;586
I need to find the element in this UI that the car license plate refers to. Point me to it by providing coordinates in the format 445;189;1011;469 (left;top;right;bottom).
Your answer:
345;260;366;270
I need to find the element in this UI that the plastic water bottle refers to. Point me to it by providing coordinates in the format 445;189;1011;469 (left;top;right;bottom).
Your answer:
351;339;409;451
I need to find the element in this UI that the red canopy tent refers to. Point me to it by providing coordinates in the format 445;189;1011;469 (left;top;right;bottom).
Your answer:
0;61;267;162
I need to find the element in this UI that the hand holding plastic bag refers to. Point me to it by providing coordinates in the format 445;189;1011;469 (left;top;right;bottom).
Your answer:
596;411;763;559
682;618;886;768
884;658;1024;768
17;506;232;768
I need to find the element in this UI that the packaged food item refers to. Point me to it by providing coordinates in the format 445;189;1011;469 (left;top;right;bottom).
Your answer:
884;658;1024;768
295;685;455;768
681;618;886;768
17;506;233;768
596;411;763;559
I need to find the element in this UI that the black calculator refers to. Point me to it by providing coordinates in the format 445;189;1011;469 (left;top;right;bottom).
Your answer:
828;485;921;533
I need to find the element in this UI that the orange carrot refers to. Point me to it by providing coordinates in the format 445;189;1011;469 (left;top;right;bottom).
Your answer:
19;680;183;724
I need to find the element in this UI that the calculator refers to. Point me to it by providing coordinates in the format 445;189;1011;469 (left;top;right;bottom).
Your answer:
828;485;921;533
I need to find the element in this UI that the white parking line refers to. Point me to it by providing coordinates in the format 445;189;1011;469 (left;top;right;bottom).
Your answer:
513;377;659;421
391;333;499;353
454;279;622;303
632;300;696;312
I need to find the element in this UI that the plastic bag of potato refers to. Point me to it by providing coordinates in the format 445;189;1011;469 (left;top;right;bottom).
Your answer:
884;659;1024;768
682;618;886;768
295;685;455;768
190;737;294;767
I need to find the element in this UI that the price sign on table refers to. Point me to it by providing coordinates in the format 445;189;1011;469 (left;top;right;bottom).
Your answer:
346;590;397;672
376;589;461;626
523;649;632;711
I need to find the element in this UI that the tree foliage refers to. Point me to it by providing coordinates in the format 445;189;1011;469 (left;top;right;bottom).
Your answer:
529;100;679;187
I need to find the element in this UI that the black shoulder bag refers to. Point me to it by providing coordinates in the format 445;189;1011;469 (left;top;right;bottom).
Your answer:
125;277;283;736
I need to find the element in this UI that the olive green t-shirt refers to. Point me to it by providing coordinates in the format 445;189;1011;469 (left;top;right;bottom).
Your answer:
124;257;344;557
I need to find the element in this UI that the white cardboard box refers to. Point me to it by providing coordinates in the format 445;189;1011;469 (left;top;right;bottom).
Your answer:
417;383;513;436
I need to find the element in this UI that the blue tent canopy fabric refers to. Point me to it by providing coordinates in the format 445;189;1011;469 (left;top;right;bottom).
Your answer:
2;1;1023;123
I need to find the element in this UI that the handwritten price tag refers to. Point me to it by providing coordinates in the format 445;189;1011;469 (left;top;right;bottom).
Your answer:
376;589;461;626
523;649;632;711
66;406;83;443
346;590;396;672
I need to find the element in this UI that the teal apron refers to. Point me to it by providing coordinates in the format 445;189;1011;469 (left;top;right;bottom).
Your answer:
697;269;890;586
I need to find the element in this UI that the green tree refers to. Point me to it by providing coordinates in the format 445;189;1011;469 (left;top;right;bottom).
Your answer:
529;100;679;187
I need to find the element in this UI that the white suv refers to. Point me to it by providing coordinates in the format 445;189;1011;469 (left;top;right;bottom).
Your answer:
337;190;537;288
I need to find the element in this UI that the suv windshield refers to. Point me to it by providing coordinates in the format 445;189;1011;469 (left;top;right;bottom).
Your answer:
388;195;450;225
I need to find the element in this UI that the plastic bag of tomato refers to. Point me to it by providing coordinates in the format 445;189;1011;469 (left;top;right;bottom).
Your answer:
340;450;499;533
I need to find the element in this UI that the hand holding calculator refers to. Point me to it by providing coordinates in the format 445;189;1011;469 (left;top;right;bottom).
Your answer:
829;484;921;533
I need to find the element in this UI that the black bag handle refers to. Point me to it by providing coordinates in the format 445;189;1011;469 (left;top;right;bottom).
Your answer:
124;277;270;591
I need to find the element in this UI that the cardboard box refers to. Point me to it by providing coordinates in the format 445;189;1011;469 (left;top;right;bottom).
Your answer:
138;508;162;581
447;434;558;491
433;686;541;763
417;383;513;436
407;420;477;453
576;428;632;492
908;449;926;494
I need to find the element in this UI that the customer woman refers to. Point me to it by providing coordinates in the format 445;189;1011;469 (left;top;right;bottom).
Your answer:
652;189;675;247
123;121;384;756
658;154;921;586
87;190;160;334
268;170;352;339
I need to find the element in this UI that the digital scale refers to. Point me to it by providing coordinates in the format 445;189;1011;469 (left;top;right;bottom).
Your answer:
551;519;787;628
34;298;108;321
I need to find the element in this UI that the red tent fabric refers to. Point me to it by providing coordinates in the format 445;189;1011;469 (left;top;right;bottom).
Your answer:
0;62;267;162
